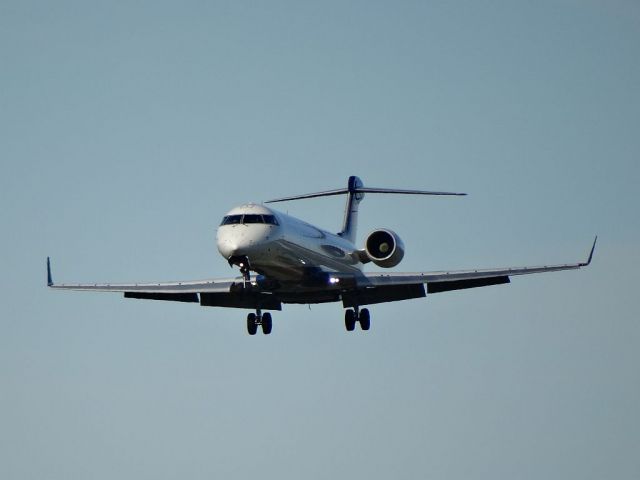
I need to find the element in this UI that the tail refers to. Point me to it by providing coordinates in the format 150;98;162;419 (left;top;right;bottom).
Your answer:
265;176;466;243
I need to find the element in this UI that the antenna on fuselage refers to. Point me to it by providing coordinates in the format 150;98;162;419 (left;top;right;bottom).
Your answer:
265;176;466;243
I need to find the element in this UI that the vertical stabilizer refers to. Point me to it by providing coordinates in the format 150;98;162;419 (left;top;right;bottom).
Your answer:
339;176;365;243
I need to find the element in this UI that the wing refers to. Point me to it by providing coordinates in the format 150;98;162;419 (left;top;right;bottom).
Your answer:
46;258;282;309
342;238;597;307
47;258;237;293
47;238;596;310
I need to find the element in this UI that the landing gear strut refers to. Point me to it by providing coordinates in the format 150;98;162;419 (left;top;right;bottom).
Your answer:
247;309;273;335
229;255;253;287
344;307;370;332
239;258;251;287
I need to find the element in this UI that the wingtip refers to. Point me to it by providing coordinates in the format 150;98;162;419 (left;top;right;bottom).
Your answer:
586;236;597;266
47;257;53;286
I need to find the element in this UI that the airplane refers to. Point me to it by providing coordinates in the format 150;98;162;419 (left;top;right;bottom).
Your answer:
47;175;596;335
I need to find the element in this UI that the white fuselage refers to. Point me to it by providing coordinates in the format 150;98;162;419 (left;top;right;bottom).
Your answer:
216;204;363;285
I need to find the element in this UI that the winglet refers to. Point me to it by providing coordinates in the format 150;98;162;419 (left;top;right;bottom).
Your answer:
47;257;53;286
584;236;597;266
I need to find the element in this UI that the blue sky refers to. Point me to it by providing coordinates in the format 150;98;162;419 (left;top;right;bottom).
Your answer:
1;1;639;479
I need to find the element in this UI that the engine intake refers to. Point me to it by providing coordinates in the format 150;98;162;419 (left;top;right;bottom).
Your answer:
364;229;405;268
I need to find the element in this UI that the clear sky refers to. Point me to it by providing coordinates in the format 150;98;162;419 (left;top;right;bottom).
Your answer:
1;1;639;479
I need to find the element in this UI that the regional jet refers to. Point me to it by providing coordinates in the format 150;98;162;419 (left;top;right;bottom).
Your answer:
47;176;596;335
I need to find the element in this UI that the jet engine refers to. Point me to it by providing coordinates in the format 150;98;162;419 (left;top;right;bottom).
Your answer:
364;229;405;268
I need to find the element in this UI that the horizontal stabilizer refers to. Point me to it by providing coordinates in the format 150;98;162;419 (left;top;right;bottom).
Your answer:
265;188;350;203
357;187;466;196
266;185;466;203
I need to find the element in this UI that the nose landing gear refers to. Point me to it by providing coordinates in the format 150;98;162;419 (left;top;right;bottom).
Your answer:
247;309;273;335
344;307;370;332
228;255;253;287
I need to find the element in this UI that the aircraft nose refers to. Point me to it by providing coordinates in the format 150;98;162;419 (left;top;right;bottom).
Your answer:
217;240;238;259
216;233;255;258
217;223;275;259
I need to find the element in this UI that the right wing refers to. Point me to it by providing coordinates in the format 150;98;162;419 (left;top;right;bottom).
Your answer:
47;258;237;293
46;258;282;309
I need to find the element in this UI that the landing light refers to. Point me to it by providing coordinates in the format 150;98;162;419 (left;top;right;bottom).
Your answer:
329;277;340;284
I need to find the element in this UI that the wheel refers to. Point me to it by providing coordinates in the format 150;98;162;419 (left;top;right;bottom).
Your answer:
247;313;257;335
359;308;370;331
345;309;356;331
262;312;272;335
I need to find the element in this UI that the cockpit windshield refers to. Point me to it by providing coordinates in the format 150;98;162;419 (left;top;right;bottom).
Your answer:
221;215;242;225
242;214;263;224
220;214;279;226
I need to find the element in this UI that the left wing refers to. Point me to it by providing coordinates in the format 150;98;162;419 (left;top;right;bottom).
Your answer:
342;238;597;307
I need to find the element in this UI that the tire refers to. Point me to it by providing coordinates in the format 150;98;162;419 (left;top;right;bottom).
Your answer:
359;308;370;331
345;309;356;331
262;312;272;335
247;313;257;335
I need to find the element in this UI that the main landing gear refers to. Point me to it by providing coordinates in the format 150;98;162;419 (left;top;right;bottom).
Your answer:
344;307;370;332
247;309;273;335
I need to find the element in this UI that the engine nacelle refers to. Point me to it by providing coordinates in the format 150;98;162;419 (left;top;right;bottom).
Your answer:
364;229;405;268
